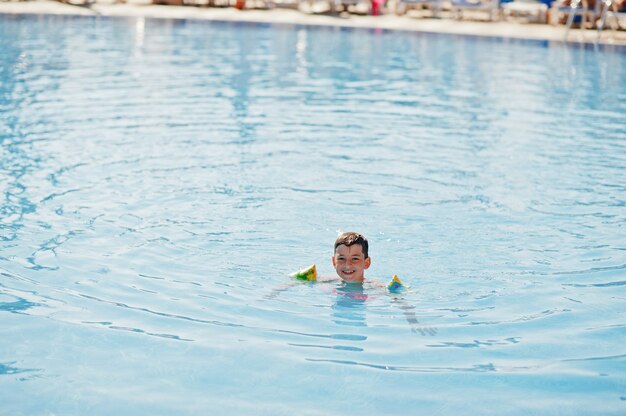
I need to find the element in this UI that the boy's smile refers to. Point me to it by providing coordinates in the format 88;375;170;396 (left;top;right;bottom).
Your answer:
332;244;371;283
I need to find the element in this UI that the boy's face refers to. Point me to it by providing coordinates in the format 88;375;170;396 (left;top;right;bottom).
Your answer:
332;244;371;282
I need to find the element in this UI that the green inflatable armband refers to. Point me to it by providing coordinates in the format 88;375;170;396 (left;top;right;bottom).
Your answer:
290;264;317;281
387;275;406;292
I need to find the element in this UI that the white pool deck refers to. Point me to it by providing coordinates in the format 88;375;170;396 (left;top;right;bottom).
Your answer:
1;0;625;46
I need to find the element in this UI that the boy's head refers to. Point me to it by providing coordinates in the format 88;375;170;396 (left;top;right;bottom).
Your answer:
332;232;370;283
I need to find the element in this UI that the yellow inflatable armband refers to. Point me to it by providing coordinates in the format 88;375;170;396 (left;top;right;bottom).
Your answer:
387;275;406;292
290;264;317;281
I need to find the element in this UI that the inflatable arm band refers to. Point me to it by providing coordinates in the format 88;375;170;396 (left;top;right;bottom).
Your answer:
290;264;318;281
290;265;406;292
387;275;407;292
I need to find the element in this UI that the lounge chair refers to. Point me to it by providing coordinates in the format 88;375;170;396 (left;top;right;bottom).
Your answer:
596;0;626;36
57;0;98;6
556;0;602;39
395;0;442;17
152;0;185;5
550;0;598;27
272;0;301;8
451;0;502;20
233;0;276;8
329;0;371;14
502;0;549;23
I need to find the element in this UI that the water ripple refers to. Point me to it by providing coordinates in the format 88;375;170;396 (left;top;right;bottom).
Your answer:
306;358;498;373
1;14;625;415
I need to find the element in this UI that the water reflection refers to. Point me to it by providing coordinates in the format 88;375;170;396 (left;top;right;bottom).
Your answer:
0;72;40;245
331;282;368;328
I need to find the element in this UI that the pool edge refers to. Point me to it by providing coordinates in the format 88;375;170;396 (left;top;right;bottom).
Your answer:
1;1;625;48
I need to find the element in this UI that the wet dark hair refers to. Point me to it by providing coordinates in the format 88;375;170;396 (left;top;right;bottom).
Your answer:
334;232;369;259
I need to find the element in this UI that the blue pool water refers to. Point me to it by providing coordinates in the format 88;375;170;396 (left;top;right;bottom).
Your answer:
1;13;625;415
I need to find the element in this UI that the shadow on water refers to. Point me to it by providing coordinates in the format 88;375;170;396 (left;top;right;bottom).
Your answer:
0;278;42;314
0;362;40;381
0;297;41;314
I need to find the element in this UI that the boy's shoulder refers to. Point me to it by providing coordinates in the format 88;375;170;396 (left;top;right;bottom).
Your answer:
317;275;340;283
367;279;388;289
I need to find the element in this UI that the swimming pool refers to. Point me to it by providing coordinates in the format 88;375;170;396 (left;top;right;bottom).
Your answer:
1;13;625;415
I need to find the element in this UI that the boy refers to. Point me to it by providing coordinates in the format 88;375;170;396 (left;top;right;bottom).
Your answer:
331;232;371;283
332;232;435;335
268;231;436;335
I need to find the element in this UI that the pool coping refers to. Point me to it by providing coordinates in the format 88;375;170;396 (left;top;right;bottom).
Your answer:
1;0;626;47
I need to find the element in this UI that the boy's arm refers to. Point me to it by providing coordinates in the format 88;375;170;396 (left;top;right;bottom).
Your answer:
265;264;319;300
391;296;437;336
264;281;300;300
372;279;436;336
265;275;340;299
